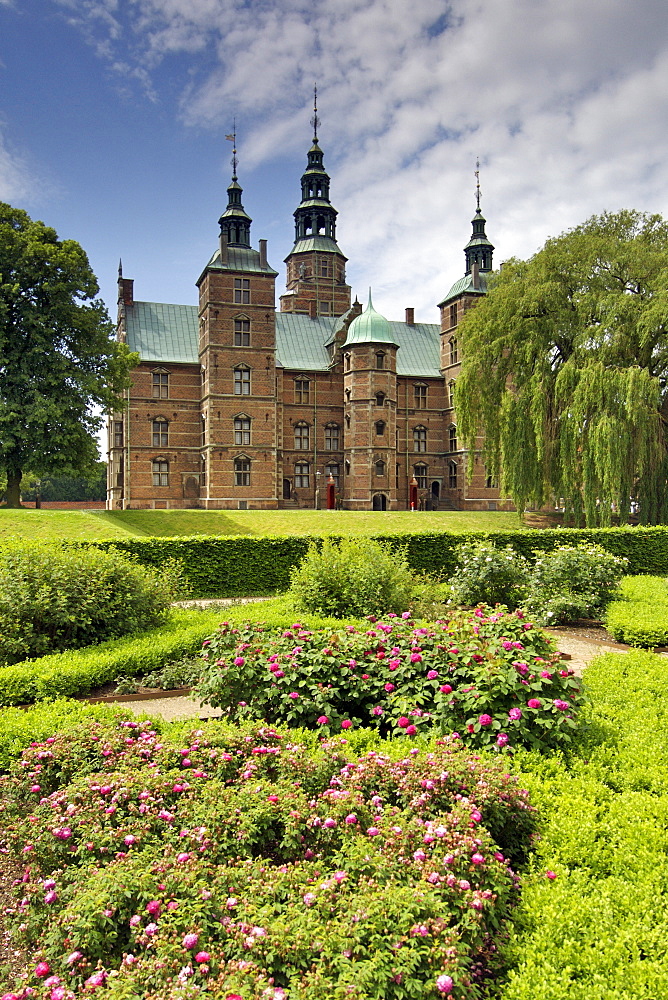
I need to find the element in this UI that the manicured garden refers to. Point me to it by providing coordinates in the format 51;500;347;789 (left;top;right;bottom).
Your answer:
1;531;668;997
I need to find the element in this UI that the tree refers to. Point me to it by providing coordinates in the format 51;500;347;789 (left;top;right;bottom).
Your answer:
0;203;137;507
20;462;107;502
456;209;668;526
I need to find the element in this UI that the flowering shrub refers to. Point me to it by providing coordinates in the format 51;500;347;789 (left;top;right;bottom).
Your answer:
522;544;628;624
447;543;529;609
196;609;583;752
0;717;537;999
288;537;416;617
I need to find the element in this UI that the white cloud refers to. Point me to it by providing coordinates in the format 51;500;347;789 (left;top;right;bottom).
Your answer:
0;126;38;204
48;0;668;319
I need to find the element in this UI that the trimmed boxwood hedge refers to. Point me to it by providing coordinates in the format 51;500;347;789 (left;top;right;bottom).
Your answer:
604;575;668;647
58;525;668;598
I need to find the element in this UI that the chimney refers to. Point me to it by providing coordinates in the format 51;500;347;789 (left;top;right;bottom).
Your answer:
219;229;228;265
309;300;318;319
472;261;480;291
259;239;267;268
118;277;134;307
405;307;414;326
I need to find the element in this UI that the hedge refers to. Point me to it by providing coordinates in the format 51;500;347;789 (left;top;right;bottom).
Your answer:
498;648;668;998
604;574;668;647
0;607;227;707
0;598;366;708
48;525;668;598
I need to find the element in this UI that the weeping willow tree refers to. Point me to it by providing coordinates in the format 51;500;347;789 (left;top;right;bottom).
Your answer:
456;210;668;525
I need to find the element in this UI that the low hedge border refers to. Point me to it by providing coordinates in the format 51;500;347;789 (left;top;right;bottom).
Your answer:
0;607;227;707
0;599;365;708
50;525;668;597
498;648;668;997
604;575;668;647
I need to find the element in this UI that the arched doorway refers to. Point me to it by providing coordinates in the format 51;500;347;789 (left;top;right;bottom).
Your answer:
372;493;388;511
282;478;292;500
431;480;440;500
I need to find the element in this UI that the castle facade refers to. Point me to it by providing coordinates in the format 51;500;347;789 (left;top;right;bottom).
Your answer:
107;130;509;512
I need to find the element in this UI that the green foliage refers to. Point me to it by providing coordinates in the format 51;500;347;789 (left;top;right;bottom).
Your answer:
604;574;668;646
288;537;416;617
522;544;628;624
0;541;184;664
447;542;529;607
0;202;137;506
62;524;668;598
0;606;227;705
457;209;668;526
0;717;536;997
196;610;584;753
20;462;107;502
497;648;668;997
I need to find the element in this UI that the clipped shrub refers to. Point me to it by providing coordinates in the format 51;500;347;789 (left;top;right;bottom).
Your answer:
288;537;415;617
196;609;584;752
604;574;668;646
0;717;536;998
447;542;529;607
521;544;628;625
0;541;185;665
0;606;228;705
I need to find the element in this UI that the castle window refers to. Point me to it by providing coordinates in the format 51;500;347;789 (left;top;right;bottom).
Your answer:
413;426;427;453
234;415;251;446
200;455;206;488
375;420;385;436
152;418;168;448
345;414;351;428
319;302;331;315
375;460;386;477
375;352;385;370
152;459;169;487
234;456;251;486
234;317;250;346
325;423;340;450
449;336;458;365
448;379;456;408
152;371;169;399
201;416;206;447
375;392;385;407
113;421;123;448
295;462;310;488
345;388;351;402
486;471;498;489
449;461;458;490
414;383;427;408
450;303;458;328
414;463;428;489
320;262;330;277
345;460;351;475
294;378;310;404
234;278;250;304
294;422;310;450
234;366;251;395
344;353;351;372
325;463;340;487
449;425;458;452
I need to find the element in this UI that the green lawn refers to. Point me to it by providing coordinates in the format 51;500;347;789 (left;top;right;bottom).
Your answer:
0;507;524;540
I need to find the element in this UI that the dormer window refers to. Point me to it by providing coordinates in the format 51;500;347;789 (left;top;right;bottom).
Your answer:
375;392;385;407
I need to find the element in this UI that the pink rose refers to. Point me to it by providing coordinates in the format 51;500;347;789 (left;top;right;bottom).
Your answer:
341;720;352;729
195;951;211;963
316;715;328;725
427;669;439;679
478;713;492;726
508;707;522;721
397;716;410;728
436;974;453;994
527;698;542;709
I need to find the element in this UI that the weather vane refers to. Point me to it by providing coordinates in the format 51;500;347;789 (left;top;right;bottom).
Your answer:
475;157;481;211
225;119;238;178
310;83;320;142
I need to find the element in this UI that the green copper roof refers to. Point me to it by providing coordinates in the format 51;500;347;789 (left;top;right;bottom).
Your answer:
288;236;346;257
123;301;442;377
199;246;278;280
342;292;397;347
124;302;199;364
437;271;489;308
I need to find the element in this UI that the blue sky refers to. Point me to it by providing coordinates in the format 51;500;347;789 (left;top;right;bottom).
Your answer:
3;0;668;335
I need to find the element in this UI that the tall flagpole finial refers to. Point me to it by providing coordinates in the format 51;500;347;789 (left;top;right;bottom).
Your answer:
225;119;238;178
310;83;320;142
475;157;481;211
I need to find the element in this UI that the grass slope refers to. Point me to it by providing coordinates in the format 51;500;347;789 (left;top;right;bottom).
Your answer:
0;508;523;540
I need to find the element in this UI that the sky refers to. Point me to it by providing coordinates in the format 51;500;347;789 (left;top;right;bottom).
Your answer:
2;0;668;334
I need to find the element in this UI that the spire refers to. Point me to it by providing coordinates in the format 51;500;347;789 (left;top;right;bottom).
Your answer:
464;158;494;275
219;124;252;248
290;91;341;251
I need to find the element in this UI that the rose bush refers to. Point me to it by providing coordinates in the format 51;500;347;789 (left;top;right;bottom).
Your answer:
195;609;584;752
0;717;537;999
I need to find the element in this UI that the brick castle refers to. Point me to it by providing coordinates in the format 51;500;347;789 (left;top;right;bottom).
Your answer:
107;126;509;512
